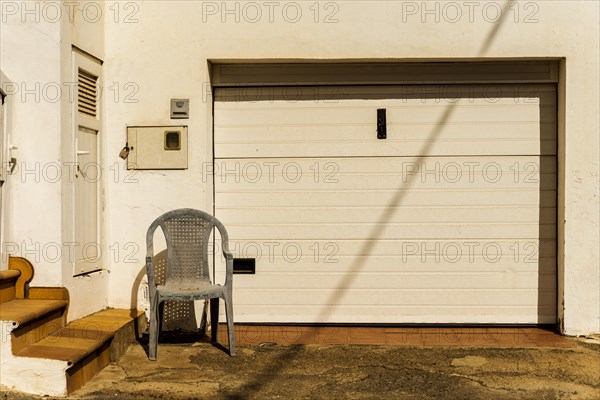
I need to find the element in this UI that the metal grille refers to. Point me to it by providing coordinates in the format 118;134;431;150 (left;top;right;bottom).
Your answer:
78;69;98;117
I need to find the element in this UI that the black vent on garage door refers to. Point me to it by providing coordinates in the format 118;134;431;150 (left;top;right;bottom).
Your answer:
78;69;98;118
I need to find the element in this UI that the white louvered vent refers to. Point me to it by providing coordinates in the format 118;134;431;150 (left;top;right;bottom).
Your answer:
78;69;98;118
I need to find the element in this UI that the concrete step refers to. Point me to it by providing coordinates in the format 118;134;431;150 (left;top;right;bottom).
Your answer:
1;308;147;396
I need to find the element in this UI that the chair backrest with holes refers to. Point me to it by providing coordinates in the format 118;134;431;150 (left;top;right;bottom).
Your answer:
147;208;228;285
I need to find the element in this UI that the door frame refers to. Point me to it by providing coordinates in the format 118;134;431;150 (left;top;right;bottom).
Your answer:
71;50;103;276
0;73;7;270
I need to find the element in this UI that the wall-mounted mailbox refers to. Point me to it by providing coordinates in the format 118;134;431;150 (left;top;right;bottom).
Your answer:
127;126;188;170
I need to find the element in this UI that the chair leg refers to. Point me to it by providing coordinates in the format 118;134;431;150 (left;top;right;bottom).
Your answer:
210;298;219;343
199;300;209;338
158;301;165;339
224;293;235;356
149;296;160;361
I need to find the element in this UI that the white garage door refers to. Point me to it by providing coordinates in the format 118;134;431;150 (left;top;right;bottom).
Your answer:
214;84;556;324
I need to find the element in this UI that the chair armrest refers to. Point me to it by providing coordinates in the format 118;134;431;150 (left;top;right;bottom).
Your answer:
223;251;234;284
146;256;157;289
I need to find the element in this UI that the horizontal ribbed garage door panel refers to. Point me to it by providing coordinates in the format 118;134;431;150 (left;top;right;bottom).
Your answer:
224;224;555;240
215;157;556;191
217;190;556;208
217;141;556;158
216;84;556;158
216;155;556;239
228;306;556;324
216;104;555;127
220;207;556;224
228;308;556;324
231;274;556;291
222;239;556;263
232;290;554;306
214;83;557;324
229;290;557;323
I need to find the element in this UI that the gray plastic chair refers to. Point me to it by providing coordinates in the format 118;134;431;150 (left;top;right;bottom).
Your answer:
145;208;235;360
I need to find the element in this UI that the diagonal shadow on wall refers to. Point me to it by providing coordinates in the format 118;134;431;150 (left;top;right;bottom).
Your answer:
222;2;524;398
221;2;530;398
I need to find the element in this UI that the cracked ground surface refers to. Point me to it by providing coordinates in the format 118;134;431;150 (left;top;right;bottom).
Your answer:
2;339;599;399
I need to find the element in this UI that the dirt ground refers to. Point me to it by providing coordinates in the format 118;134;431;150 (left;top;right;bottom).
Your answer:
2;337;599;400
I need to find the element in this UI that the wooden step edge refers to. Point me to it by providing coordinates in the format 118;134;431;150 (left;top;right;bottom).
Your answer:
9;305;67;355
0;299;69;327
15;327;115;367
69;308;146;337
14;308;146;370
28;287;70;322
66;309;146;394
8;257;34;299
106;310;147;361
3;309;145;395
0;269;20;284
67;317;143;394
20;308;145;394
1;299;69;354
66;341;111;394
0;270;20;304
28;287;70;301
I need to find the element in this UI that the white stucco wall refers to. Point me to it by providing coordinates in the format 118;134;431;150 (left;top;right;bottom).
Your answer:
1;1;598;334
0;8;63;286
104;0;599;335
0;1;108;320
